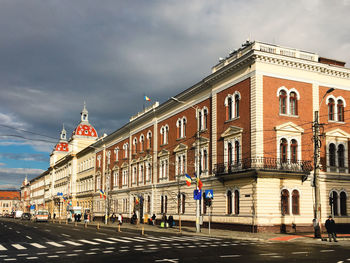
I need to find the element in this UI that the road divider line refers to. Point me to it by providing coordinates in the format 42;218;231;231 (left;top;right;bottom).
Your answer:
63;240;82;246
79;239;99;245
29;243;46;249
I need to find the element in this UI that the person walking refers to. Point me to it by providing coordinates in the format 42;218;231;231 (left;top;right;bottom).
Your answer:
325;215;338;242
118;214;123;225
111;213;116;223
151;214;156;225
84;213;88;223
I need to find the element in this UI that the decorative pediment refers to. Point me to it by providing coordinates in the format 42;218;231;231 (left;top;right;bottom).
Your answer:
131;158;138;164
95;171;101;176
174;143;188;153
221;126;243;138
192;136;210;148
274;122;304;134
121;162;128;168
112;164;119;171
158;149;170;158
138;156;144;162
325;128;350;139
145;154;152;160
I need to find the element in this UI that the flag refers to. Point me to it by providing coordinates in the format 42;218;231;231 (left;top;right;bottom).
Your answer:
144;96;151;101
185;174;192;186
99;189;106;200
194;173;203;190
197;177;203;190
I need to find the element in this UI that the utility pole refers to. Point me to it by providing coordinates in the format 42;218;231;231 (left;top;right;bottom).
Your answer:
313;88;334;239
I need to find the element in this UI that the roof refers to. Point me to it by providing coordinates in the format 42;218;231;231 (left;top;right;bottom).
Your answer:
0;190;20;200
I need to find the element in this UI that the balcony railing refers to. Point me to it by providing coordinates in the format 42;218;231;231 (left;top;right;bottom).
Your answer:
214;157;313;176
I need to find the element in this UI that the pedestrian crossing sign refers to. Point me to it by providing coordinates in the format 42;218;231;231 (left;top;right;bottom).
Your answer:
205;189;214;199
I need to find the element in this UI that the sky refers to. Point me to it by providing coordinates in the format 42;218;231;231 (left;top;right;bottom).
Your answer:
1;0;350;189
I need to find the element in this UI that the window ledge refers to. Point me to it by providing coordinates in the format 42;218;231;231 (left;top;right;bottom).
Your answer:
279;113;299;118
225;117;240;123
328;120;346;124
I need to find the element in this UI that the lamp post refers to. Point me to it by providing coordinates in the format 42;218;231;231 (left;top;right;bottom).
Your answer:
313;87;334;238
171;97;201;233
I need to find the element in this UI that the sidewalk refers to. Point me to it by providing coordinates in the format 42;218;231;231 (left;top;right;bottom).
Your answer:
54;219;350;244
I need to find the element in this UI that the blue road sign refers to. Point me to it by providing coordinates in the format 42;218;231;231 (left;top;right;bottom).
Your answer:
205;189;214;199
193;189;201;200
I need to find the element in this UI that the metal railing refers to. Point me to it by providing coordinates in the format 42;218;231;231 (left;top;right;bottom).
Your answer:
214;157;313;175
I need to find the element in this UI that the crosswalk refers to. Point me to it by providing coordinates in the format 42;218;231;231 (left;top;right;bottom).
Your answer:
0;235;223;252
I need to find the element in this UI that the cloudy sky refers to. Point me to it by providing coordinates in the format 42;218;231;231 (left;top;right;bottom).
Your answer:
1;0;350;189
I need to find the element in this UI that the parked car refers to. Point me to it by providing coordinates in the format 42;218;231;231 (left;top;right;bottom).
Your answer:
9;212;15;218
34;210;49;222
21;213;31;220
15;211;23;219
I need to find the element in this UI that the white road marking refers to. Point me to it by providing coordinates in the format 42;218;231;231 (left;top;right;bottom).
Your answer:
29;243;46;249
93;238;114;244
120;249;129;252
12;244;26;250
26;257;38;260
119;236;146;242
86;252;97;255
79;239;99;245
63;240;82;246
0;255;8;258
0;244;7;251
292;252;309;254
16;231;20;234
56;251;66;253
220;255;241;258
47;255;59;258
61;234;71;237
260;253;278;256
46;241;65;247
37;252;48;255
320;250;335;253
73;250;83;252
66;254;78;257
90;248;100;251
25;236;32;240
4;259;16;261
107;237;131;243
17;254;28;257
103;251;113;253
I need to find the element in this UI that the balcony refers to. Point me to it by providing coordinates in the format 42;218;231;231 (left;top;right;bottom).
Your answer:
214;157;313;176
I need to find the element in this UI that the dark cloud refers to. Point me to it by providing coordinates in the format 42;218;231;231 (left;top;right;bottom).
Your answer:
0;0;349;147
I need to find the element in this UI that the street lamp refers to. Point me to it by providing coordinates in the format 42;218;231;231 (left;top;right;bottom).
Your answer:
171;97;201;233
313;87;334;238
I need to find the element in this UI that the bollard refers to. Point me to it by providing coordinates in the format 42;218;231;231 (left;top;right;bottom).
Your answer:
97;223;100;230
141;226;144;236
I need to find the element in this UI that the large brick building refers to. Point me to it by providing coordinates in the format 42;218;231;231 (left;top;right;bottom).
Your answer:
24;41;349;232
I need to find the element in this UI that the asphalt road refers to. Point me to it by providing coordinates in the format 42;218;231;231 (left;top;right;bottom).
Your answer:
0;218;349;262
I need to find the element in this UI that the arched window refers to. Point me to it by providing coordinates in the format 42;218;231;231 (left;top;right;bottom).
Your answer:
228;142;233;168
328;98;335;121
290;139;298;163
337;100;344;122
140;135;145;152
292;190;300;215
280;138;288;163
123;143;128;159
202;192;207;214
133;138;137;154
198;110;202;131
330;191;338;216
340;192;347;216
279;90;287;114
203;108;208;130
281;189;289;215
234;190;240;215
290;92;298;116
147;195;151;214
177;119;181;139
235;141;240;164
329;143;336;167
181;193;186;214
147;131;152;149
338;144;345;168
114;148;119;161
182;118;186;137
203;149;208;171
227;190;232;214
227;97;233;120
235;94;240;118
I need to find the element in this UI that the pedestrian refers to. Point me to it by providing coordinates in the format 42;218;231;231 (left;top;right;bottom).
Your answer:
84;213;88;223
151;214;156;225
162;213;167;228
168;215;174;228
111;213;116;223
77;213;81;222
118;214;123;225
131;212;137;224
53;213;56;219
325;215;338;242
